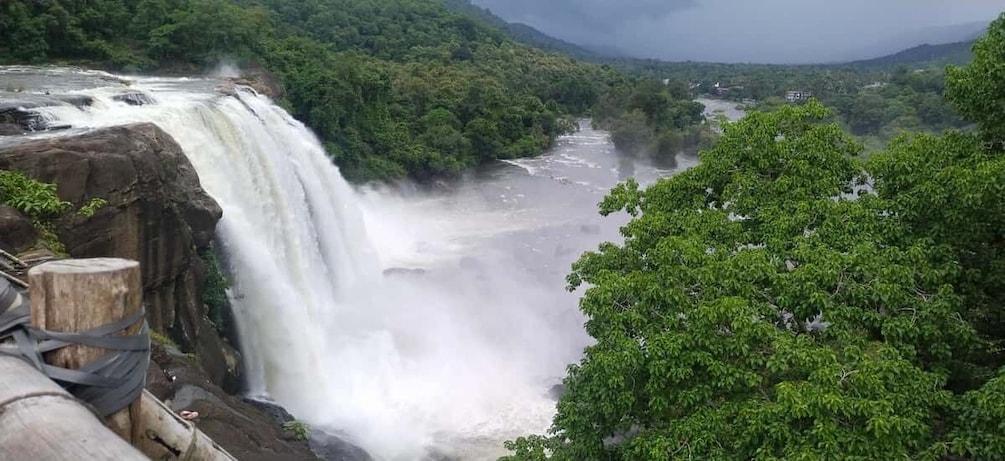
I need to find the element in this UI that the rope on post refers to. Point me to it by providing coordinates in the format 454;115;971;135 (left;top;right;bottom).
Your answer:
0;272;150;418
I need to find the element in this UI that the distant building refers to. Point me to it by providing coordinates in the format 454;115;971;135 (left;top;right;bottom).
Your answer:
714;82;731;97
785;90;812;103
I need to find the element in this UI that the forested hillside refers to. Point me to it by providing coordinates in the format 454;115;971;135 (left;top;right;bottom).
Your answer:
0;0;676;182
442;0;603;61
847;40;975;69
504;14;1005;460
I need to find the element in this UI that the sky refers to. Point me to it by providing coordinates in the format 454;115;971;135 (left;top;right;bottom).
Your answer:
470;0;1005;63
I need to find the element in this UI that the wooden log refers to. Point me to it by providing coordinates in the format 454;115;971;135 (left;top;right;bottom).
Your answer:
28;258;144;444
0;269;28;289
136;390;238;460
0;356;147;461
0;248;27;268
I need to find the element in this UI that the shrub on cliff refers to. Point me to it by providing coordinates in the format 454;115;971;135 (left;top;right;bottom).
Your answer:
0;170;71;218
0;170;106;253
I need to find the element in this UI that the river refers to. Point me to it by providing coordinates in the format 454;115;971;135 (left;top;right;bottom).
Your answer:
0;67;743;460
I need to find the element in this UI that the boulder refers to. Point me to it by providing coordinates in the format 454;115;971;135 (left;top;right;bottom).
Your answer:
0;123;23;136
0;123;236;388
150;343;322;461
0;94;92;134
241;398;375;461
241;397;297;426
113;92;156;106
0;205;35;253
231;70;283;100
194;313;243;394
308;430;374;461
53;94;95;108
0;106;46;132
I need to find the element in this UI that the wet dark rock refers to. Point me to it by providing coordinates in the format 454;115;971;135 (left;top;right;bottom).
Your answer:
0;205;35;253
44;123;72;131
0;123;21;135
113;92;155;106
309;429;374;461
54;94;94;108
150;342;322;461
0;106;46;132
0;95;87;133
242;397;297;426
231;70;283;99
194;313;243;394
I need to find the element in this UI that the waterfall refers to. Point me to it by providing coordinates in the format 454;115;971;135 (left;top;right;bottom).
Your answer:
34;76;568;460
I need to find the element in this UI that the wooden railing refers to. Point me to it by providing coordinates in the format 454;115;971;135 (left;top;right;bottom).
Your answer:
0;258;235;461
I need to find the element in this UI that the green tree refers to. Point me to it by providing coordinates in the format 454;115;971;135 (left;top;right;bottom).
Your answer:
947;12;1005;149
505;92;1004;459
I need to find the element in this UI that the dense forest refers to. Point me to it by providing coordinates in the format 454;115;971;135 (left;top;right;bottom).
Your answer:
0;0;706;182
504;14;1005;460
612;38;974;152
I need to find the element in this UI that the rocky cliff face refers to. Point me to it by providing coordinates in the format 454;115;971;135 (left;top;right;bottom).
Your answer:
0;123;235;387
0;123;328;459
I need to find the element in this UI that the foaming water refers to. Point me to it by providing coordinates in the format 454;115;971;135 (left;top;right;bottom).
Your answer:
23;72;592;460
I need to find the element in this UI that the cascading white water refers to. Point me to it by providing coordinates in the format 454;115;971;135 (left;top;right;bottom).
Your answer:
32;75;583;460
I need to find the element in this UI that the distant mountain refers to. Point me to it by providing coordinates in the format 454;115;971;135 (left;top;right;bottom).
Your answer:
503;22;605;60
845;40;975;69
442;0;609;60
833;21;988;63
583;44;635;60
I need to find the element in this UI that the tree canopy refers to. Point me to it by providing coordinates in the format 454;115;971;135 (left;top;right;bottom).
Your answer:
504;14;1005;461
0;0;656;182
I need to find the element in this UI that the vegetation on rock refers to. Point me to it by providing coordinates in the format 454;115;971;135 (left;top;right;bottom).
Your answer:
282;420;310;442
0;170;71;218
200;246;230;333
0;169;104;253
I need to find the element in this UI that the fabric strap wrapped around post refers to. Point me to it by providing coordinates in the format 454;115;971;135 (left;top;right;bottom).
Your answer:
0;258;149;460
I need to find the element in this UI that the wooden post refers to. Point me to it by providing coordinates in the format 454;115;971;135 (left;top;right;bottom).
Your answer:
137;390;238;460
0;356;148;461
28;258;144;444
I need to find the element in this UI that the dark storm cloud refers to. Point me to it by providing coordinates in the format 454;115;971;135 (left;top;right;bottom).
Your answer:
471;0;1005;63
473;0;697;31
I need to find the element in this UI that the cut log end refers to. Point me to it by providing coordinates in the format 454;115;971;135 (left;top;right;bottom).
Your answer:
27;258;140;275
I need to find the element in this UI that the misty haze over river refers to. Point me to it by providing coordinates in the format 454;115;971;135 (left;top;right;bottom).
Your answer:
0;67;743;460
